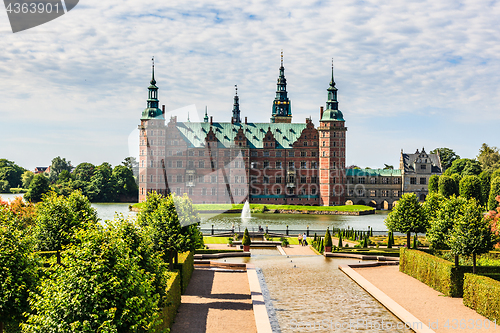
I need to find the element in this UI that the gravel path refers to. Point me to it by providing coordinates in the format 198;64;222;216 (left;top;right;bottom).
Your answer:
354;265;500;333
171;268;257;333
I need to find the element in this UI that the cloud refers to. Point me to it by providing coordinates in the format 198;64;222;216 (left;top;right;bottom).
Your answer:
0;0;499;170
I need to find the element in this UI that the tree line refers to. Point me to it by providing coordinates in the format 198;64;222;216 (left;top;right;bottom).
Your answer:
0;191;202;332
0;156;139;203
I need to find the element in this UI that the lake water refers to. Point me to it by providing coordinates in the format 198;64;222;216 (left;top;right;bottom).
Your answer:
0;193;388;231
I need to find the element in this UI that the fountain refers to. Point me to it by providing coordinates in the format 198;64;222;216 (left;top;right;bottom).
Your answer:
241;200;251;219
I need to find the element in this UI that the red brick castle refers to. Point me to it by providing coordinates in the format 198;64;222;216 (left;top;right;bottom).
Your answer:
138;56;347;206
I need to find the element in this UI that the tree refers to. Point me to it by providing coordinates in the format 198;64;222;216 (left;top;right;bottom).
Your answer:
112;165;138;201
477;143;500;173
0;159;25;188
48;156;72;183
89;162;115;202
0;180;9;193
478;171;492;206
324;228;333;249
431;148;460;171
422;192;446;223
449;199;494;273
57;170;72;184
438;175;458;197
137;192;199;269
33;191;97;264
122;157;139;183
338;230;343;248
22;226;165;333
0;211;39;333
485;196;500;249
24;174;50;203
459;175;482;201
242;228;251;247
428;175;439;193
426;195;467;251
488;177;500;211
444;158;482;176
385;193;428;248
21;171;34;189
73;162;95;182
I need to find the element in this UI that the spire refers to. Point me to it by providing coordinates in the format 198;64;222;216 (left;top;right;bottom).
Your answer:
151;57;156;85
187;112;190;122
271;50;291;123
141;58;163;120
204;106;208;123
330;58;335;87
321;60;344;122
232;85;241;123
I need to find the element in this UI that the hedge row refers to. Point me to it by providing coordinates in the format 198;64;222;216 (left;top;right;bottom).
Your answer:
400;249;500;297
175;251;194;294
463;274;500;322
158;271;181;331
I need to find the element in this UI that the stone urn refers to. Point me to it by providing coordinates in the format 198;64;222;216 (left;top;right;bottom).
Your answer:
243;245;250;252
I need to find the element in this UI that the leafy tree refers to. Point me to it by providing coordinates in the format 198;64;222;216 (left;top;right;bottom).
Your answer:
89;162;115;202
477;143;500;173
57;170;72;184
0;159;25;188
21;171;34;189
422;192;446;222
24;174;50;203
385;193;428;248
22;226;165;333
112;165;138;200
488;177;500;211
73;162;95;182
444;158;482;176
0;210;39;332
428;175;439;193
478;171;492;206
7;197;36;230
122;157;139;183
449;199;494;273
485;196;500;249
426;195;467;251
431;148;460;171
138;192;199;269
0;180;9;193
48;156;72;183
459;175;482;201
33;191;97;264
438;175;458;197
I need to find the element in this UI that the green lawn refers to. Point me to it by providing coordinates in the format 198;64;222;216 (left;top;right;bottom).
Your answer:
132;202;374;212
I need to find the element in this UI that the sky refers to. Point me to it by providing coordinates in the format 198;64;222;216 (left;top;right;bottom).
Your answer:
1;0;500;171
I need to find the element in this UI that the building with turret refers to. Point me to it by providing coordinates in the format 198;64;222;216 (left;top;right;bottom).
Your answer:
138;55;347;205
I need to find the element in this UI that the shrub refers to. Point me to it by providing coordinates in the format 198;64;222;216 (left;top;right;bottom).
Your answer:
324;228;333;247
463;273;500;322
242;228;251;246
157;272;181;331
338;231;343;248
175;251;194;294
280;237;289;247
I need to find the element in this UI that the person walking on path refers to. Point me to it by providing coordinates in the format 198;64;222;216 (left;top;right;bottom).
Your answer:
298;234;302;246
302;233;308;246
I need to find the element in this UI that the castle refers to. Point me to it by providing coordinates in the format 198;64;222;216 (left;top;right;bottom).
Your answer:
138;56;442;208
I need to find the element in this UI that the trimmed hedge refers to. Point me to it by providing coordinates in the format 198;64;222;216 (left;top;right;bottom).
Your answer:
400;248;500;297
463;274;500;322
158;271;181;331
195;249;244;254
175;251;194;294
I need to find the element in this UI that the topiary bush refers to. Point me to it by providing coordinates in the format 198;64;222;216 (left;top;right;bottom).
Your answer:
324;228;333;248
242;228;251;246
463;273;500;322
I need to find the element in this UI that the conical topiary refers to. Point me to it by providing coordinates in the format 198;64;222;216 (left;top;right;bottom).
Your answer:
324;228;333;248
413;234;418;249
242;228;251;246
338;230;343;248
387;231;393;248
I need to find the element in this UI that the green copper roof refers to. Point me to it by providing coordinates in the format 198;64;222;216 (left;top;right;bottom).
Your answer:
176;122;308;149
141;108;164;120
346;169;402;177
321;109;344;122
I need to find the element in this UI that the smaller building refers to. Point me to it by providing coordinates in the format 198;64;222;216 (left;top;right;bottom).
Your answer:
400;147;442;201
34;167;50;175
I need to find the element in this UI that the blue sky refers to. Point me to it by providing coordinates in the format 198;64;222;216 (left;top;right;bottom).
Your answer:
1;0;499;170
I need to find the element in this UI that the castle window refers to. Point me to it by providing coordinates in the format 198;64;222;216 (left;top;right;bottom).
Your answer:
322;152;326;157
167;160;172;168
393;190;400;197
199;151;205;157
421;164;427;170
301;189;306;195
202;188;207;195
263;151;269;157
358;177;366;184
251;162;258;168
382;190;389;197
410;177;417;184
212;188;216;195
251;151;258;157
357;189;364;196
198;176;204;183
225;150;230;157
370;178;377;184
289;151;294;157
301;151;306;157
382;178;389;184
141;160;144;167
168;151;172;156
276;176;282;183
311;151;317;157
311;176;317;183
311;187;317;195
177;151;182;156
239;136;243;140
288;161;294;169
188;188;193;195
276;188;281;195
303;142;308;146
141;175;144;182
263;176;269;184
188;151;194;156
199;160;204;168
276;151;282;157
370;190;376;197
234;188;239;196
239;143;242;146
150;161;154;167
322;141;326;147
420;177;427;185
211;176;217;183
333;142;336;147
234;176;239;183
263;161;269;168
301;161;307;169
393;178;401;184
287;187;294;194
176;161;182;168
188;161;194;168
301;177;307;184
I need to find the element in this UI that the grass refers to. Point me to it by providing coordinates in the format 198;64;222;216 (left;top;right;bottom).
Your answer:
131;202;375;213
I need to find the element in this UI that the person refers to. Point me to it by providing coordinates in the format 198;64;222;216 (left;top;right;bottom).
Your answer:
303;233;308;246
298;233;302;246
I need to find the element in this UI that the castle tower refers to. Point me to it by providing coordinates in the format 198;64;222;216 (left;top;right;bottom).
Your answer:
231;85;241;123
139;58;166;202
271;51;292;123
318;64;347;206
